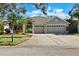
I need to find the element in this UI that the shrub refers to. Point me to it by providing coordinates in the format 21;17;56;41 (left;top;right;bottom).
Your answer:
22;33;26;35
0;31;4;35
0;21;4;35
27;28;32;33
67;19;78;33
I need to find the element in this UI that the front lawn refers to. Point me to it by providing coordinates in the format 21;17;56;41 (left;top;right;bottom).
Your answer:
0;34;29;46
74;33;79;36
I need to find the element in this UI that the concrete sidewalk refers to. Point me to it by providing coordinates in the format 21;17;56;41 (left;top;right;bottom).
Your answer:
0;46;79;56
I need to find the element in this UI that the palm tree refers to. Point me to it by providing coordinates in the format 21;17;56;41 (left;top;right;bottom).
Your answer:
7;12;17;42
17;16;26;33
8;12;17;29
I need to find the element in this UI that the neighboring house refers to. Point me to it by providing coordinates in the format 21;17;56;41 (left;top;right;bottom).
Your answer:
0;17;10;33
31;16;69;34
3;20;10;33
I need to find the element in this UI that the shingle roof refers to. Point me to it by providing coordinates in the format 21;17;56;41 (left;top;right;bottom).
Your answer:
31;16;69;25
31;16;46;25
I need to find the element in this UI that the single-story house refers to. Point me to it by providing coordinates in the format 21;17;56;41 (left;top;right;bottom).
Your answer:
31;16;69;34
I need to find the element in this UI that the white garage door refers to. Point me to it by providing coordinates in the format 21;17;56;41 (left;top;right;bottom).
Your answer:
47;25;66;34
34;25;44;33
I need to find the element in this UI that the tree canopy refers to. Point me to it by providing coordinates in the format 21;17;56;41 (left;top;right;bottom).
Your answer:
0;3;48;19
69;4;79;20
33;3;48;15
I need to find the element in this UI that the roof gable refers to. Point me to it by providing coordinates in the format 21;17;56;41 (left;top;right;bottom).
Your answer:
46;16;69;24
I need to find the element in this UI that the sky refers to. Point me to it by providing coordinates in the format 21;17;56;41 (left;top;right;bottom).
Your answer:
20;3;75;19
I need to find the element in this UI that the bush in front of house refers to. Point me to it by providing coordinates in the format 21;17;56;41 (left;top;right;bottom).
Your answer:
16;32;26;35
0;21;4;35
27;28;32;33
0;26;4;35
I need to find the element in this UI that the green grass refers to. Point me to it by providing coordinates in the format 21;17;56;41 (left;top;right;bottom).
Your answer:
74;33;79;36
0;34;28;46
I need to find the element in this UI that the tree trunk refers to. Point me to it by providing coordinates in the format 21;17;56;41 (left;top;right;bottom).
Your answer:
23;24;26;33
11;24;14;42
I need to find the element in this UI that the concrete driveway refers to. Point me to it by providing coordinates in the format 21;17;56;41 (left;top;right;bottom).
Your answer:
19;34;79;48
52;34;79;47
19;34;57;47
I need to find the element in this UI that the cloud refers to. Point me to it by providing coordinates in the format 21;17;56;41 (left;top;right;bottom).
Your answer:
53;9;64;13
47;6;52;12
47;8;70;19
47;8;64;16
30;10;42;15
24;8;70;19
25;9;43;17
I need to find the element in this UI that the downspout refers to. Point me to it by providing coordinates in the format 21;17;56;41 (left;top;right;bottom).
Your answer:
78;17;79;32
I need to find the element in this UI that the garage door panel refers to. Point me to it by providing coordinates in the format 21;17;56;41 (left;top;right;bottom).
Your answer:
47;25;66;34
34;26;44;33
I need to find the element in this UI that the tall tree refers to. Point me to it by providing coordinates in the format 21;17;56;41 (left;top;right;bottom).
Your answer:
7;12;17;42
33;3;48;15
69;4;79;20
0;3;17;20
68;4;79;33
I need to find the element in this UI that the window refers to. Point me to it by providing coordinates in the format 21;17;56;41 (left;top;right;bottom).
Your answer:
52;25;53;27
55;25;58;27
50;25;51;27
58;25;60;27
53;25;55;27
47;25;50;27
60;25;62;27
61;25;65;27
66;26;69;31
35;25;37;27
